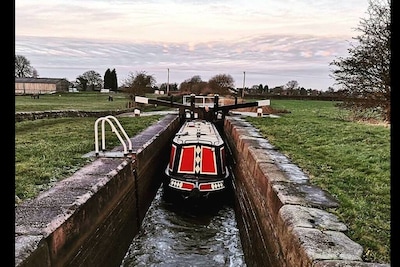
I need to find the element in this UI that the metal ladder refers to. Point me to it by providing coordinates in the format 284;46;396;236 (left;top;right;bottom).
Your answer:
94;115;132;156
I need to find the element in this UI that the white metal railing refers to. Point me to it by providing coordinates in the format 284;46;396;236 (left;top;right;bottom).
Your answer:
94;115;132;156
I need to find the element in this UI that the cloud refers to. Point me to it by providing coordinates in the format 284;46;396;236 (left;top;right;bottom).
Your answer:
15;33;350;89
15;0;368;43
15;0;370;89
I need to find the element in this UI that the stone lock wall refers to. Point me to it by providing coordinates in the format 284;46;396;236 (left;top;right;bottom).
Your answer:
223;116;388;267
15;114;180;267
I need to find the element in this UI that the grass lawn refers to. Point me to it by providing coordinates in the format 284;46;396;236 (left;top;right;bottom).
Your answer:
15;93;390;264
15;91;172;112
245;100;390;264
15;115;163;201
15;91;129;112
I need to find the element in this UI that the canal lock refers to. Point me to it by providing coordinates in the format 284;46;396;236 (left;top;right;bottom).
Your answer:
15;114;376;267
119;118;248;267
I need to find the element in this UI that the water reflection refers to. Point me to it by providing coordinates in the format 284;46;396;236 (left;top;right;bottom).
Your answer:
120;186;246;267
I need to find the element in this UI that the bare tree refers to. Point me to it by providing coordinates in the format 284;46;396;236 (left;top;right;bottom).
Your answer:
123;71;156;97
329;0;391;122
285;80;299;90
208;74;235;95
15;55;37;78
284;80;300;96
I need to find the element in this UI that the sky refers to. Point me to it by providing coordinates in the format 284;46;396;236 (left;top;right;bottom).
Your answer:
15;0;370;91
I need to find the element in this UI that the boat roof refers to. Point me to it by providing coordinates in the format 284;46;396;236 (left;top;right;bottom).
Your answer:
173;120;224;146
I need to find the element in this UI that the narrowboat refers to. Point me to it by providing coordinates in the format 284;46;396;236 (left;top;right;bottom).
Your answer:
163;119;230;200
134;94;270;200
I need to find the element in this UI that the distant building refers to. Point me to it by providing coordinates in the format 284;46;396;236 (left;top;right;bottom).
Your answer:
15;78;71;95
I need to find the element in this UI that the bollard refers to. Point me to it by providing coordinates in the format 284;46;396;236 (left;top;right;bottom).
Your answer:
257;108;263;117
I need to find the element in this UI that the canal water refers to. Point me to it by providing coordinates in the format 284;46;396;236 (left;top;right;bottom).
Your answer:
120;185;247;267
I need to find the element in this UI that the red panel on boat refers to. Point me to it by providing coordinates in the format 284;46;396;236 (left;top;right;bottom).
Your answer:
178;146;195;173
199;183;212;190
201;147;217;174
182;182;195;190
169;144;176;170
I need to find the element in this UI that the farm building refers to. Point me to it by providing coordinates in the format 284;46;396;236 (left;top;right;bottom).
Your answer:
15;78;71;95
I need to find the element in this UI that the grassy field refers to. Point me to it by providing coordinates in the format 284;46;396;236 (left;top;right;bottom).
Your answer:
245;100;390;264
15;91;172;112
15;115;164;201
15;91;130;112
15;92;390;264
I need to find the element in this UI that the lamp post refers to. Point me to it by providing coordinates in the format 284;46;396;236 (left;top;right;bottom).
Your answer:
242;71;246;98
167;68;170;95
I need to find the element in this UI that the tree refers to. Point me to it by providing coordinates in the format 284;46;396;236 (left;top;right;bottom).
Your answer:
76;77;88;91
103;68;118;91
123;71;156;97
208;74;235;95
110;69;118;91
15;55;38;78
179;75;207;94
258;84;263;94
329;0;390;122
160;82;178;92
285;80;299;91
263;84;269;94
104;69;111;89
32;69;39;78
78;70;103;91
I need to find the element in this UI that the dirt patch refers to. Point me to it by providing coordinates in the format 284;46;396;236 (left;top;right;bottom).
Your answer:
221;98;289;114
